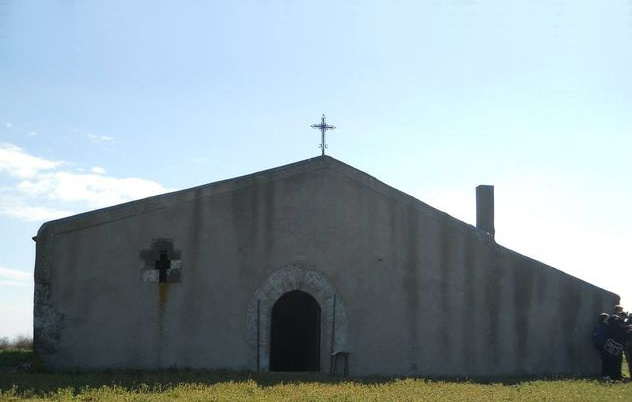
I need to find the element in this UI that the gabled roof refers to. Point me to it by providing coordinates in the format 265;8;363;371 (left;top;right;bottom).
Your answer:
37;155;480;239
35;155;617;297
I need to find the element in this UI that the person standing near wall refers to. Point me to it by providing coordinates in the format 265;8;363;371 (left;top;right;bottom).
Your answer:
603;312;626;380
625;313;632;379
593;313;610;378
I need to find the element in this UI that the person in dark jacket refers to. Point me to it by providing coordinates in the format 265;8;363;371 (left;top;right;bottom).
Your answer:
592;313;610;377
625;314;632;379
593;313;609;348
602;313;626;380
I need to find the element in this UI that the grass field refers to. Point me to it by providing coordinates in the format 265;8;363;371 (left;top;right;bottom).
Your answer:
2;350;632;401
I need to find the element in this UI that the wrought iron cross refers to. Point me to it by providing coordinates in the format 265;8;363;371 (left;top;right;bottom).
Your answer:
311;114;336;156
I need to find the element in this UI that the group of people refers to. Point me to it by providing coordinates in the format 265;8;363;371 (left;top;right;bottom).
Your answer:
592;304;632;380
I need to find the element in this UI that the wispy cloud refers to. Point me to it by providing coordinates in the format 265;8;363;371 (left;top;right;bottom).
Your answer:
0;143;64;179
0;267;31;287
18;172;169;208
1;121;40;138
0;195;74;221
87;134;114;143
0;142;171;222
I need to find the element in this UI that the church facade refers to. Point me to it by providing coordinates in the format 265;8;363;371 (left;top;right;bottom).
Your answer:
33;156;617;376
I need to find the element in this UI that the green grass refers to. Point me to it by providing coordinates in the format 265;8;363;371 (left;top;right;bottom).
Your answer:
2;350;632;401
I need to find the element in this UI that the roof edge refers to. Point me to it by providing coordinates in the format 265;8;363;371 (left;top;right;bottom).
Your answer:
38;155;343;235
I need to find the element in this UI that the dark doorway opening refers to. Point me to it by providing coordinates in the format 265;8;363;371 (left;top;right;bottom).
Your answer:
270;290;321;371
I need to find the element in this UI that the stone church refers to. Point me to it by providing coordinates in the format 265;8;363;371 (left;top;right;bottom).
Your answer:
34;156;617;376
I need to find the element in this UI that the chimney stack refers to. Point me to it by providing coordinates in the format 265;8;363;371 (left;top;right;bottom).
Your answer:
476;185;495;237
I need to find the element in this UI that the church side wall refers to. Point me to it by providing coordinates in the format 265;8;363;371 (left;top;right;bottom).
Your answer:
314;170;617;377
34;161;618;376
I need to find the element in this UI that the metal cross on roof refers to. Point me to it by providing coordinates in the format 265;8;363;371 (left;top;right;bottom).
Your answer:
311;114;336;156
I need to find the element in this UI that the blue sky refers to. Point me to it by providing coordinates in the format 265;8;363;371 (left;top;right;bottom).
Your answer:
1;0;631;338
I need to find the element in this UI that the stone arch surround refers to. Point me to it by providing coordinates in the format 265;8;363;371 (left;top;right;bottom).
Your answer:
245;262;349;372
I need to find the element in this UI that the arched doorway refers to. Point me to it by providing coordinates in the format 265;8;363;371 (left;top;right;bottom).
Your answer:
270;290;321;371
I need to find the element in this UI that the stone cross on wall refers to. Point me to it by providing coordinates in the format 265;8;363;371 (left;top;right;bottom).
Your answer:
140;239;183;283
154;251;170;283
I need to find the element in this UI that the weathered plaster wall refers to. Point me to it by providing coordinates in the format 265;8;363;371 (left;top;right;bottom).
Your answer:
34;156;618;376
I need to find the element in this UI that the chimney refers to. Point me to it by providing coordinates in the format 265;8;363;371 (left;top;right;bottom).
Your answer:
476;185;495;237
